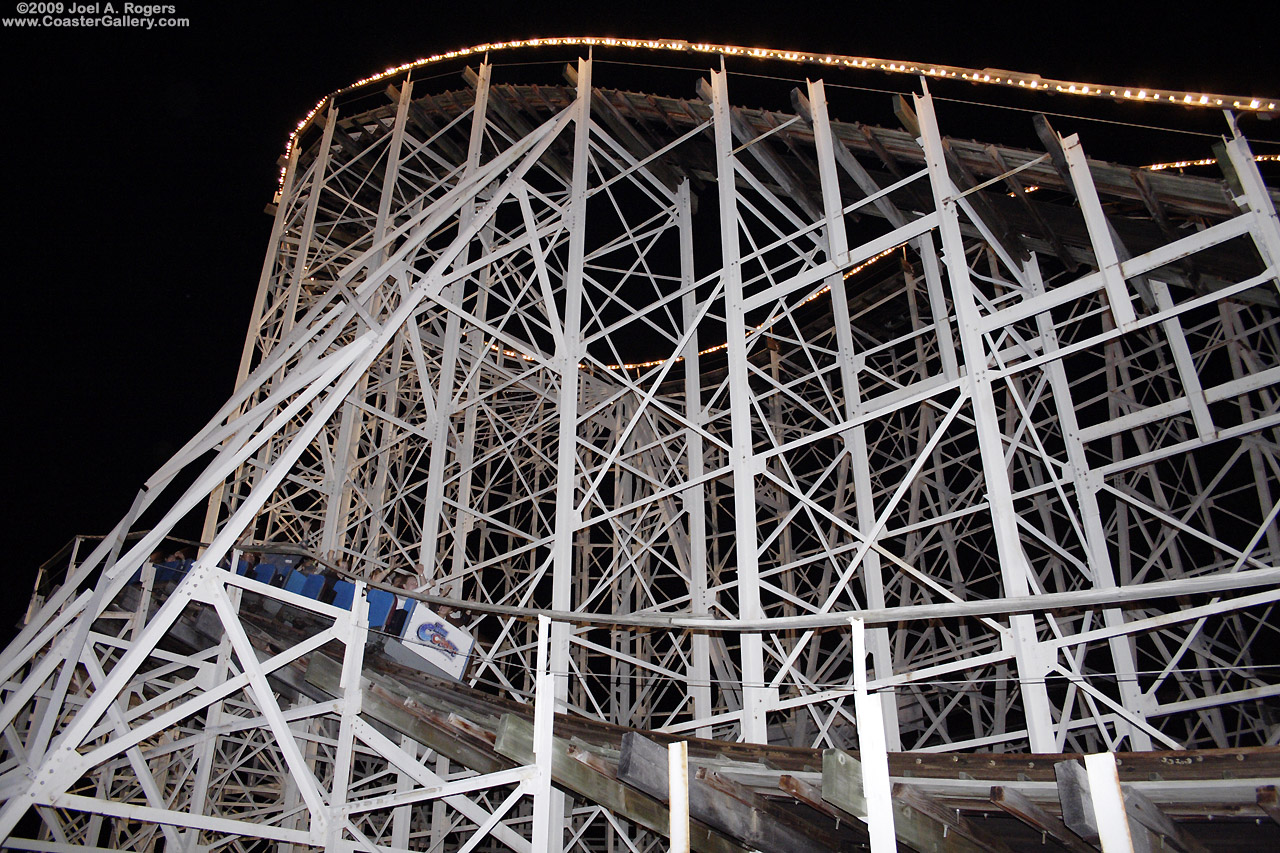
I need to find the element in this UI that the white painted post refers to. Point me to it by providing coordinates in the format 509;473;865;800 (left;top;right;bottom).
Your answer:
852;618;897;852
668;740;690;853
914;85;1057;752
530;614;559;852
710;64;771;744
1084;752;1136;853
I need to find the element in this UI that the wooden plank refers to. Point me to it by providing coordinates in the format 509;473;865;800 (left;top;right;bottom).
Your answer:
619;731;832;853
697;766;842;851
304;655;508;774
1054;759;1101;845
496;715;750;853
893;782;1018;853
1258;785;1280;827
990;785;1097;853
778;774;845;822
1122;786;1210;853
823;749;988;853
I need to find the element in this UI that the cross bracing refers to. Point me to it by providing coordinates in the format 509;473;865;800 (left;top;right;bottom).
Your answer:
3;45;1280;851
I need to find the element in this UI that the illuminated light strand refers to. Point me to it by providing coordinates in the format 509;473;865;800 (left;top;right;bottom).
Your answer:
1005;153;1278;196
1144;153;1280;171
275;37;1279;193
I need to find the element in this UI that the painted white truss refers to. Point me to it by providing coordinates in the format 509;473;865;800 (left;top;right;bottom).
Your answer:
3;51;1279;850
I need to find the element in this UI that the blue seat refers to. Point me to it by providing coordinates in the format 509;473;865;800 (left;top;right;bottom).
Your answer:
366;589;395;629
252;564;278;585
283;570;307;595
300;574;325;600
331;580;355;611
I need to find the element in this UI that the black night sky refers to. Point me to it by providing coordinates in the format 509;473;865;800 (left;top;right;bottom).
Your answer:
1;1;1276;639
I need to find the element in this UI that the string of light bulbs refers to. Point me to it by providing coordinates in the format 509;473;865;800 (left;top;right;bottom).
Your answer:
1010;152;1280;196
1145;153;1280;171
276;36;1280;190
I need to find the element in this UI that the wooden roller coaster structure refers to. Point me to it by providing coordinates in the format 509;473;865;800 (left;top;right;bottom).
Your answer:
3;39;1280;851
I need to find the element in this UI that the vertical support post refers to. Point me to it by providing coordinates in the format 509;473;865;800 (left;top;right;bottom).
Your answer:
419;63;493;584
238;104;339;544
809;76;901;750
710;65;771;744
327;583;369;850
1059;134;1137;329
1151;279;1214;438
201;140;302;547
281;717;312;853
540;55;593;850
187;583;240;834
1084;753;1137;853
916;233;960;381
429;751;450;851
1221;115;1280;278
851;618;898;852
1028;256;1153;750
678;181;713;738
446;217;496;595
353;79;416;561
914;86;1056;752
393;736;415;850
668;741;690;853
531;614;559;851
551;54;590;670
284;105;339;335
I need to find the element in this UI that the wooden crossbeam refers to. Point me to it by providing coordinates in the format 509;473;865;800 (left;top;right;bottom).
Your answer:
987;144;1081;270
822;748;989;853
563;64;686;193
1034;113;1156;307
384;85;470;164
1122;786;1210;853
697;766;843;851
464;70;574;185
892;783;1019;853
990;785;1097;853
619;731;834;853
496;716;751;853
304;654;508;774
1259;785;1280;827
1054;759;1101;845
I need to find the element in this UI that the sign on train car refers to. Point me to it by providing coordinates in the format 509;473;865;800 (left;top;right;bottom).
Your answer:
398;605;475;681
